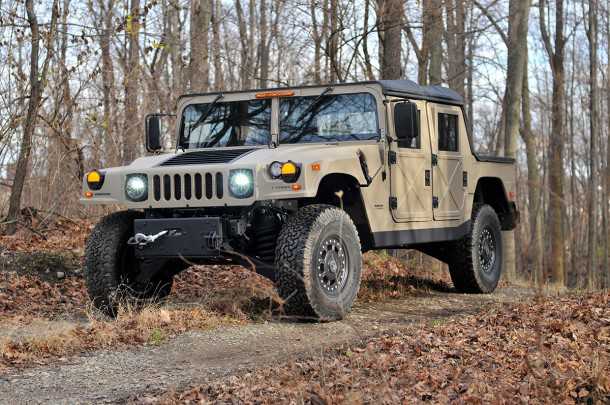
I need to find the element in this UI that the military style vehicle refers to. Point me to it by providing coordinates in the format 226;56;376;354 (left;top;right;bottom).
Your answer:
82;80;518;320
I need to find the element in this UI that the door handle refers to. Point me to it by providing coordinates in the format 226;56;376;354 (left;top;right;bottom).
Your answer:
425;170;431;186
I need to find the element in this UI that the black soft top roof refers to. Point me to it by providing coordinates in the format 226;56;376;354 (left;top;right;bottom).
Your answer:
375;80;464;105
179;80;464;106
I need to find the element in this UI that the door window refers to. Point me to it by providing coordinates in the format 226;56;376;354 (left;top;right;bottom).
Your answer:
438;113;459;152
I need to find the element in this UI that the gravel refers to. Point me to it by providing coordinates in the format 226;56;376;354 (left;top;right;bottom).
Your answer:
0;287;533;404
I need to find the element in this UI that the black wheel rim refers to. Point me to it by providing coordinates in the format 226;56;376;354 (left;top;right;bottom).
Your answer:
316;235;349;295
479;226;496;274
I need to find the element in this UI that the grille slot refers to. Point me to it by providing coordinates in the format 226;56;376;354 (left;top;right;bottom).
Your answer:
184;174;192;200
215;173;224;199
163;175;171;200
194;174;202;199
160;148;256;166
152;172;224;202
174;175;182;200
205;173;213;199
153;175;161;201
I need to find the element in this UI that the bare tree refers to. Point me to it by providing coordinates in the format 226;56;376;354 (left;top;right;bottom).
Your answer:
425;0;443;84
211;0;224;90
520;49;544;285
539;0;567;286
585;0;599;288
5;0;59;234
444;0;466;96
502;0;531;281
378;0;403;79
122;0;141;164
190;0;212;91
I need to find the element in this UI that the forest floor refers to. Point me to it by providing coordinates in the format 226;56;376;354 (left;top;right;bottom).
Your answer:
0;218;608;404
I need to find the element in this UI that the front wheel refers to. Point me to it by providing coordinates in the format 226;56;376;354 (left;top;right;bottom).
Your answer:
84;211;175;316
448;204;503;293
275;204;362;321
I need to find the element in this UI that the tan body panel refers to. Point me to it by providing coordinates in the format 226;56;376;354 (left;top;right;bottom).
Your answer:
81;82;516;247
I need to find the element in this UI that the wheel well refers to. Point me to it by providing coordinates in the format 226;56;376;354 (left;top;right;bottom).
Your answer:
473;177;517;230
310;173;374;251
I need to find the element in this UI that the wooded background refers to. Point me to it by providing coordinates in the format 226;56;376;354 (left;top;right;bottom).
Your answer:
0;0;608;289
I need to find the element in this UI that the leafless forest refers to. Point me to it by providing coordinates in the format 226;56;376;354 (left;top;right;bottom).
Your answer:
0;0;609;289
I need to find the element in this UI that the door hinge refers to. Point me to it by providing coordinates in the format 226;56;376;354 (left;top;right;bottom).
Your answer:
432;196;439;208
389;196;398;210
388;150;397;165
431;154;438;166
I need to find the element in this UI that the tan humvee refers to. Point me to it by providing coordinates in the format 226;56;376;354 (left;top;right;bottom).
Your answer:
81;80;519;320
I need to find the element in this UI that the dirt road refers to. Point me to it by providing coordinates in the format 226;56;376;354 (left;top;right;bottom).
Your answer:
0;287;533;404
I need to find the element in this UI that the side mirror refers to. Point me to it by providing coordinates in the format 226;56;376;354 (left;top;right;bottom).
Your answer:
393;102;419;147
145;114;162;152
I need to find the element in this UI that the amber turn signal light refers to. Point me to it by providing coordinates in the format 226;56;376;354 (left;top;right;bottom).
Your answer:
291;184;302;191
86;170;105;190
84;191;93;198
280;161;300;183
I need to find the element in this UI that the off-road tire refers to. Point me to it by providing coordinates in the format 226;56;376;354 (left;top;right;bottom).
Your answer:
275;204;362;321
448;204;503;293
84;211;174;316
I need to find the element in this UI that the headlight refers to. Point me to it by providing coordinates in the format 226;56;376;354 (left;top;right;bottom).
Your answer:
125;174;148;202
229;169;254;198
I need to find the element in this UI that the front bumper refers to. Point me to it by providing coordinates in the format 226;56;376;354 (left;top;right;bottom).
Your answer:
133;217;224;258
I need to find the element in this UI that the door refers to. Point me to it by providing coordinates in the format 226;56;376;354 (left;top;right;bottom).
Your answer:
428;104;465;220
389;101;433;222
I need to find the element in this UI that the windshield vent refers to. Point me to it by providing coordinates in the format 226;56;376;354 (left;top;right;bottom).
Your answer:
160;148;256;166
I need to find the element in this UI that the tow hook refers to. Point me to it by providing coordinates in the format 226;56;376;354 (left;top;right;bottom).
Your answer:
127;230;168;247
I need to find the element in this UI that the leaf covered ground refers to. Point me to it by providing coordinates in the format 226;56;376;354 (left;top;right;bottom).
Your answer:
0;219;445;372
141;292;610;404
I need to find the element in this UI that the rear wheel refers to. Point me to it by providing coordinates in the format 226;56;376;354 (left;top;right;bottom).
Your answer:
448;204;503;293
275;204;362;321
84;211;176;316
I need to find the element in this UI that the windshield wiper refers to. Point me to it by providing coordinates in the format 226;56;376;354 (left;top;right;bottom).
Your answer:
296;86;333;123
181;94;224;149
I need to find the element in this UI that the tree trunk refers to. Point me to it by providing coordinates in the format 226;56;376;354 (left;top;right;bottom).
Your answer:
426;0;443;84
189;0;212;92
122;0;141;164
378;0;403;80
328;0;340;82
310;0;322;83
502;0;530;281
521;49;544;286
258;0;269;88
539;0;566;286
586;0;599;289
444;0;466;97
605;9;610;288
5;0;59;235
96;0;120;166
362;0;375;80
211;0;223;90
234;0;250;89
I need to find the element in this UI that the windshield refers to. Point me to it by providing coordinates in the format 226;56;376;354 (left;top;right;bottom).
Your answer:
180;99;271;149
280;93;378;143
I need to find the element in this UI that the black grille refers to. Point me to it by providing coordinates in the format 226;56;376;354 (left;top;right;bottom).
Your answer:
160;148;256;166
153;172;224;201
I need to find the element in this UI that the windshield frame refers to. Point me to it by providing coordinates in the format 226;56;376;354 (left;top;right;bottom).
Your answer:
175;85;385;150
